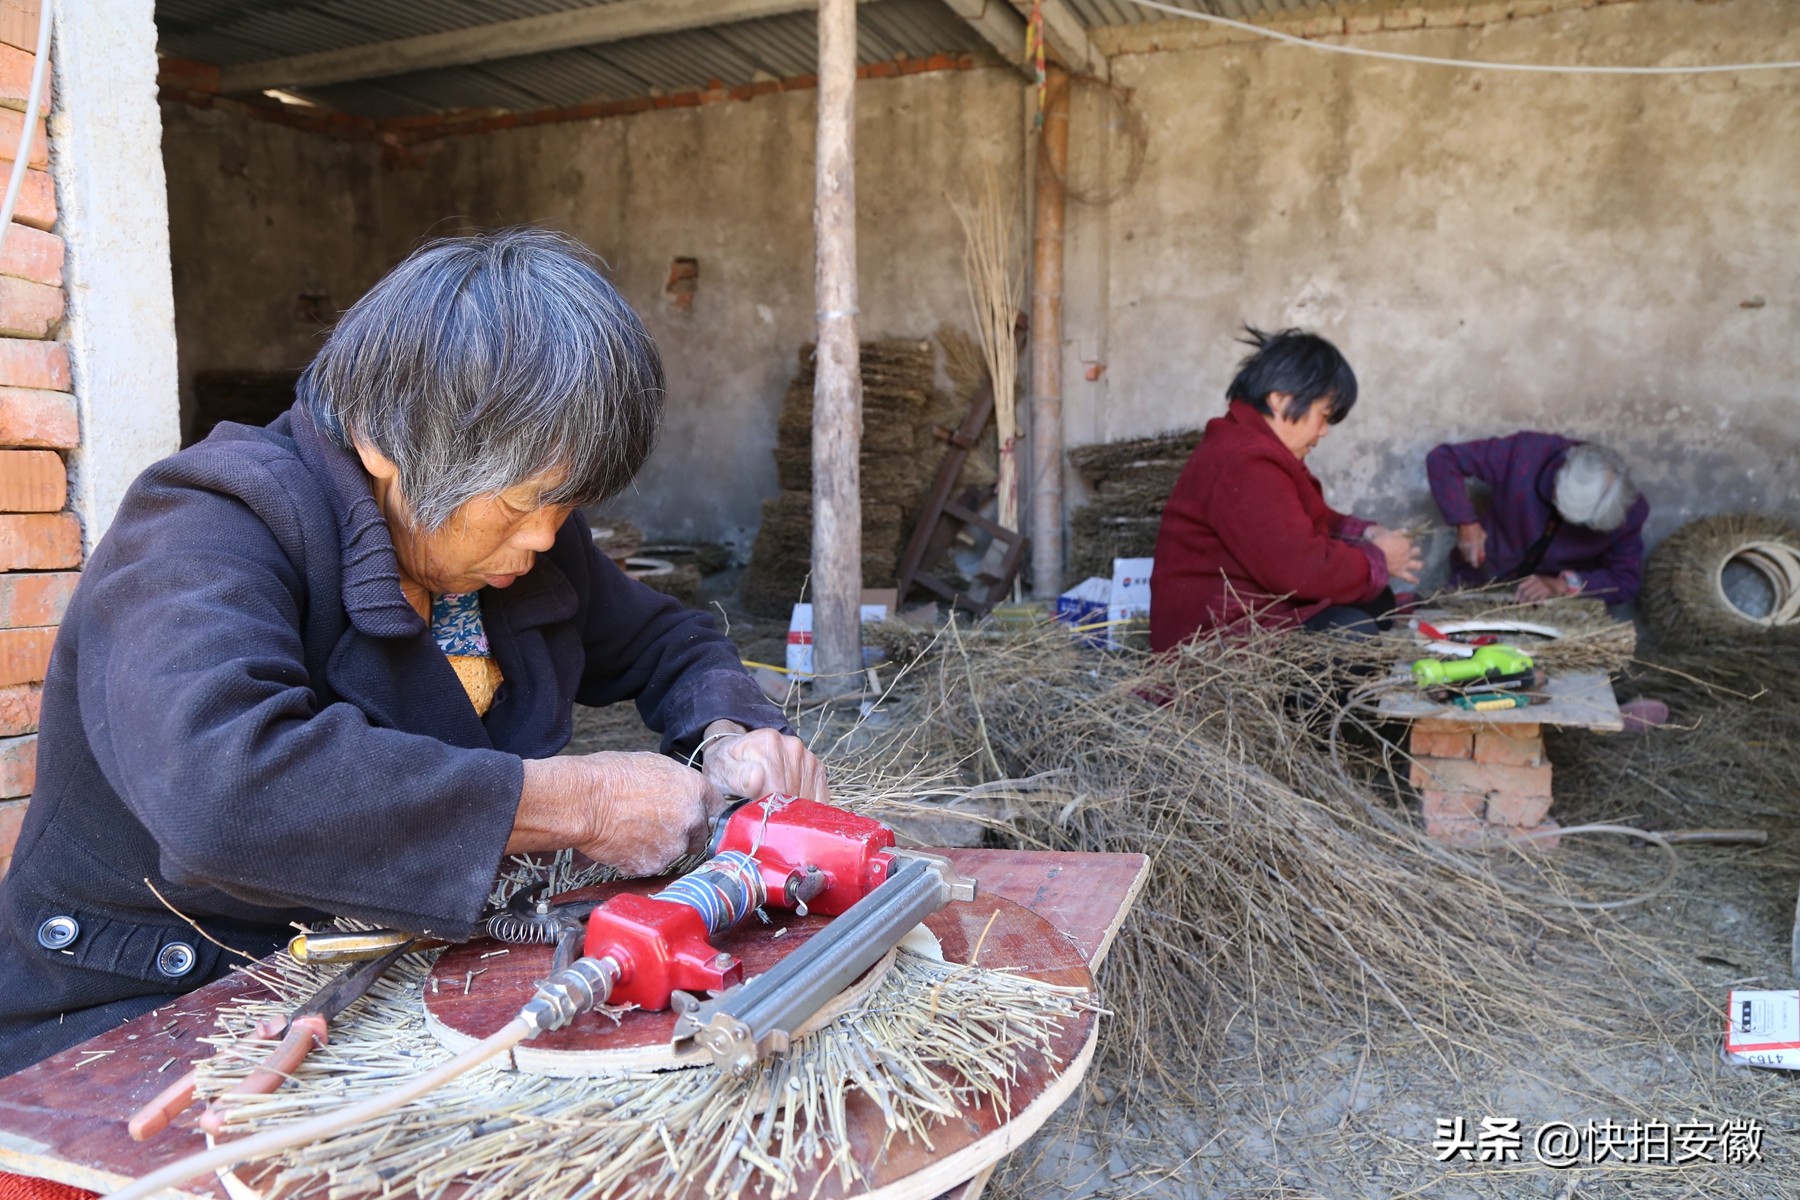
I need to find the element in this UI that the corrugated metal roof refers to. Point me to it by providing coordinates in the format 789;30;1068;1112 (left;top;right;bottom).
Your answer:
155;0;1356;119
159;0;1003;117
1061;0;1335;23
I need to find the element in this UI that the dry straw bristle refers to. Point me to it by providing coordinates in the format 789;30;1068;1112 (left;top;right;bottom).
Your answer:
197;947;1092;1200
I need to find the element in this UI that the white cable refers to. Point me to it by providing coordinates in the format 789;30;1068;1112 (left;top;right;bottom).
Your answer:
1124;0;1800;75
0;0;53;261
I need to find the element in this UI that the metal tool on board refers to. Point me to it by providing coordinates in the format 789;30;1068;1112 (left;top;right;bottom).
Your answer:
127;940;417;1140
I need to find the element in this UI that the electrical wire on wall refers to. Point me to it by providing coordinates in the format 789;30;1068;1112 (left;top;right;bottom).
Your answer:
0;0;53;261
1126;0;1800;75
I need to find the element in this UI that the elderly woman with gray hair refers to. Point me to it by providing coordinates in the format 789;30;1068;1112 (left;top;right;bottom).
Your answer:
0;229;826;1077
1427;431;1648;606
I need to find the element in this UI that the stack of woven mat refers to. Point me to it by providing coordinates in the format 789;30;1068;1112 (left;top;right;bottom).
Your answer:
1066;429;1200;582
742;340;938;617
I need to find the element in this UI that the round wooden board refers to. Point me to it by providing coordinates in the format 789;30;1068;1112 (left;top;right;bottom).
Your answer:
424;879;901;1076
429;885;1096;1200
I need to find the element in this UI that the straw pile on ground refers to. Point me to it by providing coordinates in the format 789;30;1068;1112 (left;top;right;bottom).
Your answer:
1066;430;1199;583
742;340;938;616
820;613;1797;1197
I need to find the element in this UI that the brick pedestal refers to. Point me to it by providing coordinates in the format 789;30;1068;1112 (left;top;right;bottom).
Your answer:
1408;720;1560;850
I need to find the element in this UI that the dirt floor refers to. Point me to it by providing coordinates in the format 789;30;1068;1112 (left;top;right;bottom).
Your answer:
566;575;1800;1199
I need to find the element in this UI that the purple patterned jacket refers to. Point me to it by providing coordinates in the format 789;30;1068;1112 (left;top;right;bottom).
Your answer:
1426;431;1648;604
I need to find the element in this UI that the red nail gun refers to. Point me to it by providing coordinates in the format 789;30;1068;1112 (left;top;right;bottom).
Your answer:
521;795;977;1074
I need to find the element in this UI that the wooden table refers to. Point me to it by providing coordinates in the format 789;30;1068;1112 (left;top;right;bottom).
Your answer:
1375;668;1623;731
0;848;1148;1199
1377;667;1622;846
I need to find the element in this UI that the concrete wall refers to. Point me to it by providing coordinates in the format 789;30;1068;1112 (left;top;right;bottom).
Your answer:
1064;0;1800;549
158;0;1798;564
160;102;393;442
374;68;1026;551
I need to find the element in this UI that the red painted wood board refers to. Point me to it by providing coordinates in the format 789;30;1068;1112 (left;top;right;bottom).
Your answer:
0;848;1148;1198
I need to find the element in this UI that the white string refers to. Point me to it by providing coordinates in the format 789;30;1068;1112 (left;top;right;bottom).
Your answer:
1123;0;1800;75
0;0;54;261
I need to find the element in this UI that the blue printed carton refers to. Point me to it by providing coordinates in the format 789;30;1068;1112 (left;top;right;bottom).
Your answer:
1056;577;1113;646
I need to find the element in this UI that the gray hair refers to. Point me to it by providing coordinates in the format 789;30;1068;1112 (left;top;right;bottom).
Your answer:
1553;442;1636;532
299;227;663;531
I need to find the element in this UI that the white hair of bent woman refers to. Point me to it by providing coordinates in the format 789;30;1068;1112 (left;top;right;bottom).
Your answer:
1553;442;1637;533
298;227;665;532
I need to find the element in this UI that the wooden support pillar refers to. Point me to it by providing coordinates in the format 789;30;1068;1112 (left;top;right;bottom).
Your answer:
811;0;863;692
1029;67;1069;598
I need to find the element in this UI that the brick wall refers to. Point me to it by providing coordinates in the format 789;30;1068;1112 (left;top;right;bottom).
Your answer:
0;0;68;880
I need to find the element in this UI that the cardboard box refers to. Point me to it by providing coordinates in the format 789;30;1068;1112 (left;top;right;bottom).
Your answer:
1725;989;1800;1069
1056;576;1112;646
786;593;891;677
1107;557;1154;648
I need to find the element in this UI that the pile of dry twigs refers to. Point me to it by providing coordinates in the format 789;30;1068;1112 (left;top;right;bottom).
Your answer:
820;607;1800;1198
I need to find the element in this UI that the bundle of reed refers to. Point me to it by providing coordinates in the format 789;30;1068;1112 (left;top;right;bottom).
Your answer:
1329;591;1640;677
949;167;1022;531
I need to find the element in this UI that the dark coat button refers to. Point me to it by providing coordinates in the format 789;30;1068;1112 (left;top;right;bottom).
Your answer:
37;916;79;950
156;942;197;978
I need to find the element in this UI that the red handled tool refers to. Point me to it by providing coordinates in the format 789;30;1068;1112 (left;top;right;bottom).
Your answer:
127;940;415;1140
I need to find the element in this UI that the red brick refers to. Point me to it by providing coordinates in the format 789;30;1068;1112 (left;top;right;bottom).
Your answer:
0;512;79;569
0;680;40;734
0;795;23;856
157;56;220;94
0;571;72;627
0;731;32;797
1410;757;1551;799
0;447;62;510
0;167;54;232
1411;719;1475;760
0;223;61;287
1424;812;1486;846
1472;723;1545;768
0;107;44;169
0;385;75;446
0;624;50;685
0;42;49;112
0;276;62;338
1484;790;1554;828
0;2;42;55
0;338;64;390
1420;789;1484;821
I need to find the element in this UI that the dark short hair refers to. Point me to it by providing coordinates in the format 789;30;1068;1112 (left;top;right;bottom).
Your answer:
299;227;664;531
1225;326;1358;425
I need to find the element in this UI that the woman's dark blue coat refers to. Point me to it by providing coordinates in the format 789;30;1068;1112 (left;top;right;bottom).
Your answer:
0;406;786;1076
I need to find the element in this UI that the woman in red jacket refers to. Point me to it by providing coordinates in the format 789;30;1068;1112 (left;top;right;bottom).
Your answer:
1150;328;1421;650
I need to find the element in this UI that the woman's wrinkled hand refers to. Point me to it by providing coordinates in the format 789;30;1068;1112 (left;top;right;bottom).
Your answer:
514;752;725;877
1514;573;1573;604
1456;521;1487;569
1371;529;1423;586
698;721;831;806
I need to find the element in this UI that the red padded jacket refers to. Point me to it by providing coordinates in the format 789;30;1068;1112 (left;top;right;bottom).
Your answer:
1149;400;1388;649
